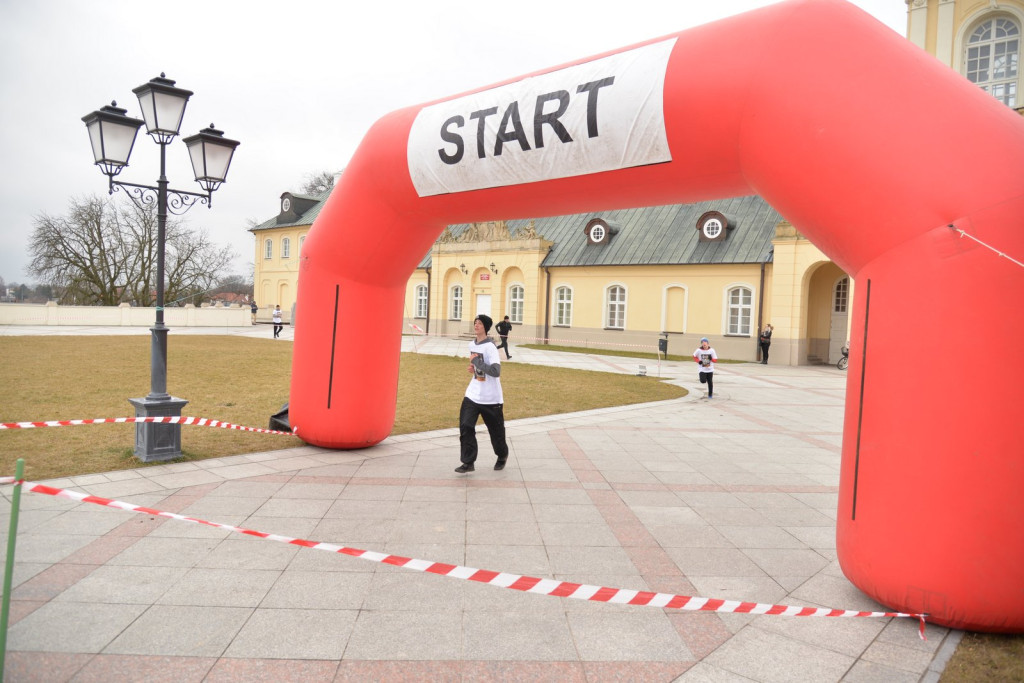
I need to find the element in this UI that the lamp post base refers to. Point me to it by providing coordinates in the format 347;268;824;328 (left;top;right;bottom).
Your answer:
128;396;189;462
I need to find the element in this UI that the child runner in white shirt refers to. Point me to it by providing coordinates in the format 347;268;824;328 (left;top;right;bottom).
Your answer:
693;337;718;398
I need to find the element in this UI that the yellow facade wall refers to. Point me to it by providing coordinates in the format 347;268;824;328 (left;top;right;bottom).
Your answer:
405;257;775;361
253;226;308;322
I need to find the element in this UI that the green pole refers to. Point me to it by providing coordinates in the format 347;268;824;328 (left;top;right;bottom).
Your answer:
0;458;26;682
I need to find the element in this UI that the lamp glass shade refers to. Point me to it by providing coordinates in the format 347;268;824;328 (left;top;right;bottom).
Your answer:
183;126;240;192
132;75;193;140
82;103;144;176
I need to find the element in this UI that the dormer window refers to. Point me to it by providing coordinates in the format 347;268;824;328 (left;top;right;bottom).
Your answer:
276;192;319;225
584;218;619;245
696;210;733;243
277;192;298;224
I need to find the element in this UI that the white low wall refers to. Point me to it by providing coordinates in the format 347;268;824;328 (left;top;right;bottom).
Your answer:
0;302;251;327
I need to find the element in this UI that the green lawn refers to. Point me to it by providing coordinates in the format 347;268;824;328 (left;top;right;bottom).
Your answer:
0;335;684;481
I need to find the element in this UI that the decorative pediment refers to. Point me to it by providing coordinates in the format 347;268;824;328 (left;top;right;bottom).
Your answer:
438;220;512;243
435;218;545;247
513;220;538;240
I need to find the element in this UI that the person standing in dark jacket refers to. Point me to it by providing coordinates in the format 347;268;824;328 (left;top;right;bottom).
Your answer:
759;323;773;364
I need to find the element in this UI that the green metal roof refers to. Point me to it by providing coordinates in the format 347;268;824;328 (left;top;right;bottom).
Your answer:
249;189;781;267
419;195;780;268
248;188;333;232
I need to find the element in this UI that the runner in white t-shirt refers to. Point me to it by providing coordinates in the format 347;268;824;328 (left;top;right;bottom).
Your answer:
693;337;718;399
455;314;509;473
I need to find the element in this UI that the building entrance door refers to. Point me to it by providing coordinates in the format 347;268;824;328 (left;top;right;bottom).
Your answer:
828;277;849;363
829;311;848;363
475;294;492;318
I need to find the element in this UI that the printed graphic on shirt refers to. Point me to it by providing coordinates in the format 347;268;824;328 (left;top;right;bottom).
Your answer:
698;352;713;368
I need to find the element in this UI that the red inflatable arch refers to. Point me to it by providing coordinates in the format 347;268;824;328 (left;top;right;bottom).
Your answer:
293;0;1024;632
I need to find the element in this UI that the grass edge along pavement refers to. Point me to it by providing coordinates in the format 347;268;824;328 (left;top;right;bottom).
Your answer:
517;342;747;364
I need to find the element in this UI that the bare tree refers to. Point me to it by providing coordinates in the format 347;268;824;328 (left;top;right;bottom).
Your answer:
164;225;235;305
29;196;131;305
29;195;236;307
300;170;337;195
208;273;252;299
118;199;158;306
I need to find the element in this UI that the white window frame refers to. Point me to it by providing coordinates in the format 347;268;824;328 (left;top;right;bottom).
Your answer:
554;285;573;327
833;277;849;314
449;285;463;321
508;284;525;323
605;284;627;330
725;284;753;336
957;10;1022;108
415;284;428;318
264;239;273;259
282;237;291;259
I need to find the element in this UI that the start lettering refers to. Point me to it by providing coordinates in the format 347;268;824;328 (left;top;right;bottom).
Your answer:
438;77;615;165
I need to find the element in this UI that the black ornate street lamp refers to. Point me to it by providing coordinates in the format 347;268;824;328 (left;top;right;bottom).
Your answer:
82;74;239;462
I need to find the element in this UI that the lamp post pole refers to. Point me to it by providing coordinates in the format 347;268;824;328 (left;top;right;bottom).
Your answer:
83;74;239;462
151;138;170;400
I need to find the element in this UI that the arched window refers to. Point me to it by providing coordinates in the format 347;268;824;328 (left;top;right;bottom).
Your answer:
299;235;306;255
605;285;626;329
282;237;291;259
965;15;1020;107
450;285;463;320
727;286;753;335
264;239;273;259
415;284;428;318
508;284;524;323
554;286;573;327
834;277;849;313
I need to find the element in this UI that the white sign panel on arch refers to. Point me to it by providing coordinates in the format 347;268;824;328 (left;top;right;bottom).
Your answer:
407;39;676;197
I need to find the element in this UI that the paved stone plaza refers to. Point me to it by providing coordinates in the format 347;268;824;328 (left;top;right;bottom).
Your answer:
0;327;960;681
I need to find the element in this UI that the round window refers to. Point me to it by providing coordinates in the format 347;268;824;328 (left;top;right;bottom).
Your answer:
702;218;723;239
590;224;606;242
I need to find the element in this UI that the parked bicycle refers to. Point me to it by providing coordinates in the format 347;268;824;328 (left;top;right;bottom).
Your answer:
837;342;849;370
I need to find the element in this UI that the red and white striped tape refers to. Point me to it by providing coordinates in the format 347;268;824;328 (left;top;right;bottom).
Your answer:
1;479;927;637
0;416;296;436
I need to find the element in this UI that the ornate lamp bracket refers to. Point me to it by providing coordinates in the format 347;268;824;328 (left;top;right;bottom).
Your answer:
109;179;211;215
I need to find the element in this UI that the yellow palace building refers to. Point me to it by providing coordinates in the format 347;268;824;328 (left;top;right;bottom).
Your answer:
252;0;1022;364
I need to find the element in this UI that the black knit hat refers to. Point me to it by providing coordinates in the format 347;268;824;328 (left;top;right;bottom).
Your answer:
475;314;493;333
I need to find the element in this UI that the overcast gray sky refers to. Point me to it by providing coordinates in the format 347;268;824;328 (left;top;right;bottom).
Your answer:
0;0;907;285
